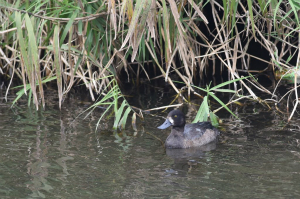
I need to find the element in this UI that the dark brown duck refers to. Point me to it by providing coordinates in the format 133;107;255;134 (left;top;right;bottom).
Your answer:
158;110;220;148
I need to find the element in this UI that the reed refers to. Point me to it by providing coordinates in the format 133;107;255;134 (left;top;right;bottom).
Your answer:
1;0;299;128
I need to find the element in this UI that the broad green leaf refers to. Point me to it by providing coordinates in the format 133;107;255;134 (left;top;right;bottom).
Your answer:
210;111;219;127
193;96;209;123
119;106;132;129
60;11;78;47
15;12;30;95
113;100;127;129
25;13;44;108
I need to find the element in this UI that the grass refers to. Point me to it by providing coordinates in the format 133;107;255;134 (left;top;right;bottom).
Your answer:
1;0;300;128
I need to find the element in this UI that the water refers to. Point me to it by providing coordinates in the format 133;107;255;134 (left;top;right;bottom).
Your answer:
1;86;300;198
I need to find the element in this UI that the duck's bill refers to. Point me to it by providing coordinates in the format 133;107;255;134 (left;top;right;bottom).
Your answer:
157;119;172;129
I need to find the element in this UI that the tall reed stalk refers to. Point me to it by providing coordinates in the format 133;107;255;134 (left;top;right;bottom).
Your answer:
0;0;299;127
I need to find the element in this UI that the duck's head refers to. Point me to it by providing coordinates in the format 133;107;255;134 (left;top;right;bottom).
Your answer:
157;110;186;129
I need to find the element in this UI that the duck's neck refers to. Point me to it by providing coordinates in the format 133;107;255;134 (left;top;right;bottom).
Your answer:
172;126;184;130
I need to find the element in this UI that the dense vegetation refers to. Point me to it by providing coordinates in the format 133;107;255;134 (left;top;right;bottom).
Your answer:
0;0;300;129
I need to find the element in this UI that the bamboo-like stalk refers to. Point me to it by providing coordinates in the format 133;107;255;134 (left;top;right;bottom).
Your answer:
1;0;300;126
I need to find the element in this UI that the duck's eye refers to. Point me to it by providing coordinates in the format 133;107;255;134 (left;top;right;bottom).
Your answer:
174;115;177;118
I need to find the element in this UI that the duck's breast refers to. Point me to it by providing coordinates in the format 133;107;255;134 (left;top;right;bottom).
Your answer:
165;128;185;148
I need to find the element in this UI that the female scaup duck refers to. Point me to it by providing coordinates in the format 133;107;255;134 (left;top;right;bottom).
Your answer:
158;110;220;148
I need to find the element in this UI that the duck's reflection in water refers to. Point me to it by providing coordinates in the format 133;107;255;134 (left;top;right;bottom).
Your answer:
165;141;217;175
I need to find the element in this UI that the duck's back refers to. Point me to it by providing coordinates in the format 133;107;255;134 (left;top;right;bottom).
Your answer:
182;122;219;148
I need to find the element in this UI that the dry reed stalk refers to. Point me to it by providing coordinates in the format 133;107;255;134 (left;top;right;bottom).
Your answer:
1;0;300;123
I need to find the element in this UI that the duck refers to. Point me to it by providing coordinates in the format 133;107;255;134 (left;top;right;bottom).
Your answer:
157;109;220;148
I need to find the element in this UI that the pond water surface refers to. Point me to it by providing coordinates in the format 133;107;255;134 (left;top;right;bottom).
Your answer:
1;84;300;198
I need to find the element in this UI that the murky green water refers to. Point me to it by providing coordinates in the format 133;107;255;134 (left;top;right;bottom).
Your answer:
1;86;300;198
